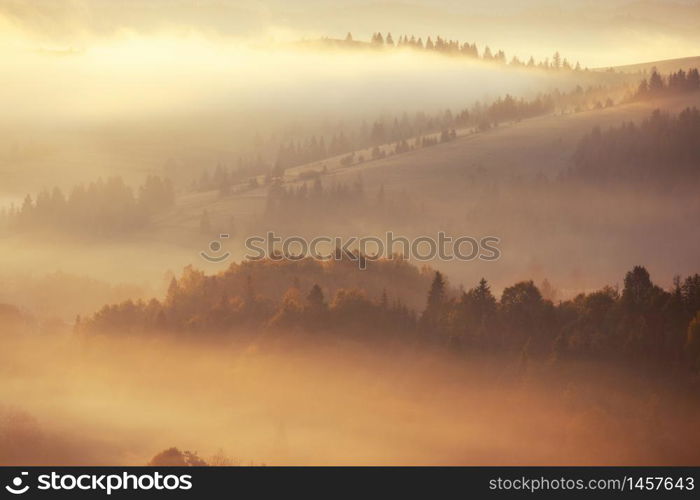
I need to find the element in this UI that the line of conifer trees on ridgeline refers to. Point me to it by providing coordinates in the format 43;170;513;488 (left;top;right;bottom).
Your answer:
320;32;585;72
0;175;175;236
570;106;700;183
78;257;700;374
194;84;622;195
633;67;700;101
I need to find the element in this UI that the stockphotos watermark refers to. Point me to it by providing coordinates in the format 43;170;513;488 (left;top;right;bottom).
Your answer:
4;470;192;496
201;231;500;269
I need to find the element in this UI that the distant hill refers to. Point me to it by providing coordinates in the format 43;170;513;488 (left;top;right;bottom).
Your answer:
606;56;700;74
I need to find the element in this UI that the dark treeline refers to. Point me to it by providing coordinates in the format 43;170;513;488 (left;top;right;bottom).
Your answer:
570;107;700;183
633;67;700;101
316;32;584;71
0;176;175;236
78;257;434;336
79;258;700;375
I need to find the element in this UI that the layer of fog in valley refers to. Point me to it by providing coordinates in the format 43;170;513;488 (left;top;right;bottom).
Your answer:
1;0;700;467
0;37;616;198
2;330;699;466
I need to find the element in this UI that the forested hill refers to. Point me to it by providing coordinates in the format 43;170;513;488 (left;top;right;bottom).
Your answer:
79;257;700;376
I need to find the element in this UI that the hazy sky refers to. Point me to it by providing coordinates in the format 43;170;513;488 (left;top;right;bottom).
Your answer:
0;0;695;195
0;0;698;67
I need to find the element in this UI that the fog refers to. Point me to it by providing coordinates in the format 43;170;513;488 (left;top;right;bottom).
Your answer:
1;0;699;467
1;0;699;66
2;329;698;466
0;32;599;197
2;38;561;120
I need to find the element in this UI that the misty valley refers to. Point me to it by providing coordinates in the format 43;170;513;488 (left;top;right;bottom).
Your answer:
1;1;700;469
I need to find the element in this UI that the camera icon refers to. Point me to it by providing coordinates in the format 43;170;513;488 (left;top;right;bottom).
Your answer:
200;234;231;263
5;472;29;495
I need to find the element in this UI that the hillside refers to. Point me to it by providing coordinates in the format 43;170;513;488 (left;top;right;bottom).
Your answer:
156;92;700;297
609;56;700;74
289;94;700;190
180;92;700;213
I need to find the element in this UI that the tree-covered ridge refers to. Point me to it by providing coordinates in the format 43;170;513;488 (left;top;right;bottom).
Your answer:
79;258;700;374
570;107;700;183
633;67;700;101
79;256;432;338
0;175;175;236
309;32;584;71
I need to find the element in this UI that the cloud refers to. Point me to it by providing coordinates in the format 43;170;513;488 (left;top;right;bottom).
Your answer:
0;1;697;67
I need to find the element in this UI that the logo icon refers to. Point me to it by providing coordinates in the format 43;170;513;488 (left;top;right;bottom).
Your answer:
200;233;231;263
5;472;29;495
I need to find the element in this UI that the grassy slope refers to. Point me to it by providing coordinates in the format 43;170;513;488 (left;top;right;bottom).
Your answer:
609;55;700;74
